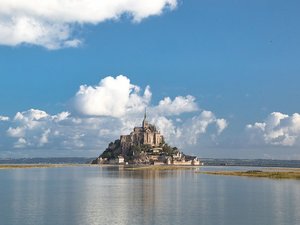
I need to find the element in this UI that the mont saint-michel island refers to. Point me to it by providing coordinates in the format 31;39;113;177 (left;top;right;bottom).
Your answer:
92;111;201;166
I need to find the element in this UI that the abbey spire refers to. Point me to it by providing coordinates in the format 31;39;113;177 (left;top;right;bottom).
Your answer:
142;108;148;128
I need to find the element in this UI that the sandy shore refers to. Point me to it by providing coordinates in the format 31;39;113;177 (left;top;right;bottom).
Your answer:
198;168;300;179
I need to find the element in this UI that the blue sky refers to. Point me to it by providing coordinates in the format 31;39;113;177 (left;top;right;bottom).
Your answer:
0;0;300;159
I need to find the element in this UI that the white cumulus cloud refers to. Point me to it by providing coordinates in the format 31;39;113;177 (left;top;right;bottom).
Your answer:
74;75;151;117
155;95;198;115
246;112;300;146
14;138;27;149
0;115;10;121
0;0;177;49
74;75;200;119
171;110;228;147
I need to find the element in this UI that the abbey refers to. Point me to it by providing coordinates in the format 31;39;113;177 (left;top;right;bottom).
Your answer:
120;110;164;152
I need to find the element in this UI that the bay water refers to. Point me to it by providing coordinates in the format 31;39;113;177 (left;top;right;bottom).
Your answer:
0;166;299;225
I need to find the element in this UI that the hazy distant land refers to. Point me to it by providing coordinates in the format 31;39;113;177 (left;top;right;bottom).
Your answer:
0;164;96;169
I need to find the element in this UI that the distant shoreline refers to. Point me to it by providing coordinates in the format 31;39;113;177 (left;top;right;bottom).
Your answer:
2;163;300;180
0;164;95;170
0;164;200;170
2;158;300;168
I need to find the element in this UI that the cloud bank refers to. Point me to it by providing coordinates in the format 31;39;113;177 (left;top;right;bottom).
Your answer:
247;112;300;147
0;0;177;49
6;109;120;150
2;75;227;155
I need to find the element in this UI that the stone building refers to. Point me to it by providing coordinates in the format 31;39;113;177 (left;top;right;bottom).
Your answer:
120;110;164;152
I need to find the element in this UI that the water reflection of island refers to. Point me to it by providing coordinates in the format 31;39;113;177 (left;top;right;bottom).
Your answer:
88;167;200;225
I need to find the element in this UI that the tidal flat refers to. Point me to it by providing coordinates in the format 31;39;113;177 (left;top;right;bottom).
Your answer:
198;168;300;179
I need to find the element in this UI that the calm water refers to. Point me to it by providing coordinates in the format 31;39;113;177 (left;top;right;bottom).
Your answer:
0;166;300;225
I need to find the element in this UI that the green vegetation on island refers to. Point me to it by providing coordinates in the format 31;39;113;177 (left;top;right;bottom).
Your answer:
97;139;180;163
